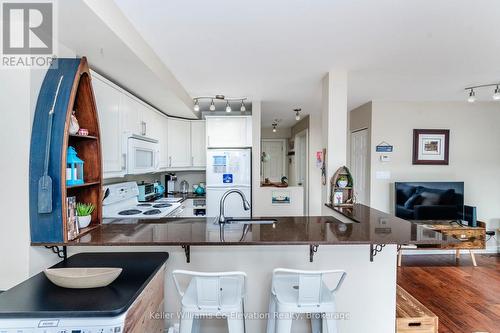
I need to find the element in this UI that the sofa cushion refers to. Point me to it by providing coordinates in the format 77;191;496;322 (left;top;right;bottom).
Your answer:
416;187;456;205
396;184;417;205
404;193;422;209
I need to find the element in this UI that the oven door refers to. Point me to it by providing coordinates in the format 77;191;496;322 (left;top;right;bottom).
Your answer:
127;136;159;174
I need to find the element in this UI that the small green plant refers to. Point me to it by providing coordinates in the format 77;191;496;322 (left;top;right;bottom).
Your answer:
76;203;95;216
338;175;349;182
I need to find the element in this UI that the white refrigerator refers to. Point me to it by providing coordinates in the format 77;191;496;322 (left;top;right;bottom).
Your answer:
206;148;252;218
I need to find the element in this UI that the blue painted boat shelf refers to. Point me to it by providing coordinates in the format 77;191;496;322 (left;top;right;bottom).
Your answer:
29;57;103;244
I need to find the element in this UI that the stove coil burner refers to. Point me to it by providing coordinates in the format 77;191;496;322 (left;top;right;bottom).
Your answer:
143;209;162;216
153;203;172;208
118;209;142;216
137;203;152;207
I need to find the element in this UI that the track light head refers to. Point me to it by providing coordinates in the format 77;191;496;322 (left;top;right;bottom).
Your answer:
240;101;246;112
493;86;500;101
467;89;476;103
209;99;216;111
225;101;232;113
193;99;200;111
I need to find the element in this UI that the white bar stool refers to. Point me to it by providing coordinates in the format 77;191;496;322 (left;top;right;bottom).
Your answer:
172;270;247;333
266;268;346;333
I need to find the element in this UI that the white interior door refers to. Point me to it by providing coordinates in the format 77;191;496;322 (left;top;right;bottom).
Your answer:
295;129;308;215
261;140;285;182
350;129;369;205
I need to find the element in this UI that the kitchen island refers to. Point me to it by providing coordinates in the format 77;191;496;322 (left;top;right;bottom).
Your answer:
33;204;455;333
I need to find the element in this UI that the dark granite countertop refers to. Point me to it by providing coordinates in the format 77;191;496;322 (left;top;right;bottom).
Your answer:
48;204;457;247
0;252;168;318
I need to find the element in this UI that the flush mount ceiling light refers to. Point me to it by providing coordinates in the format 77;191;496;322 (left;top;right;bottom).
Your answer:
192;95;248;112
464;83;500;103
294;108;302;121
272;123;277;133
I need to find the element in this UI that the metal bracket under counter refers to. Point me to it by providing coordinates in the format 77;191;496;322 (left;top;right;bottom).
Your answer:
370;244;386;262
309;244;319;262
182;245;190;263
45;245;67;260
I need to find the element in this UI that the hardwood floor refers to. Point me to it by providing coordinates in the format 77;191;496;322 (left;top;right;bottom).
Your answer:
397;253;500;333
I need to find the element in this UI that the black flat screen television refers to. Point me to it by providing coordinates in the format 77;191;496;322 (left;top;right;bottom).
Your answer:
395;182;466;223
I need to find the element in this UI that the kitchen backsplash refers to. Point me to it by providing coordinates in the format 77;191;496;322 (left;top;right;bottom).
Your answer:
104;171;206;192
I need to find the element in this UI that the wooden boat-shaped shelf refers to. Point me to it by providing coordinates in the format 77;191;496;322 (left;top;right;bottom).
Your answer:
29;57;102;244
329;166;354;207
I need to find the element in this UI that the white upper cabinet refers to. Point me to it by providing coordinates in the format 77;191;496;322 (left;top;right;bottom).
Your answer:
206;116;252;148
92;76;125;178
159;115;169;170
120;94;141;135
167;118;191;168
190;120;206;168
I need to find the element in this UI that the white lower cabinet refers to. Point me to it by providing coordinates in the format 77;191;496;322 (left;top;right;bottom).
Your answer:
167;118;191;168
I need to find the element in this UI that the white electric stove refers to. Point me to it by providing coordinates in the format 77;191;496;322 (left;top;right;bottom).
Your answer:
102;182;181;220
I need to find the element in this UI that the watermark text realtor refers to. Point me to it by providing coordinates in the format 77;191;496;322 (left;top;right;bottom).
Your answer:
1;1;56;68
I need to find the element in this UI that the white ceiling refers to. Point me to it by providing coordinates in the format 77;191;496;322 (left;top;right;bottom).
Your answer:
114;0;500;127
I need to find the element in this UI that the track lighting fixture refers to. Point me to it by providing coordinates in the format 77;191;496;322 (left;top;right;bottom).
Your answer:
193;99;200;111
294;108;302;121
464;83;500;102
192;95;248;112
494;85;500;101
467;89;476;103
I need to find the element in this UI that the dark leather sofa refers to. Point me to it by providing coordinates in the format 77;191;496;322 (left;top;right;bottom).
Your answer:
395;182;464;220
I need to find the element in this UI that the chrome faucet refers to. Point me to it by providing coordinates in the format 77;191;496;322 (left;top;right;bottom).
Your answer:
218;189;251;224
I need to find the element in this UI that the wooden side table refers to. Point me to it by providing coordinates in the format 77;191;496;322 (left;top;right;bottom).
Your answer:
398;221;486;267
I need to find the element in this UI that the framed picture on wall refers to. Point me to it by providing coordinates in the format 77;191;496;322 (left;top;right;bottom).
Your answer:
271;190;291;204
412;129;450;165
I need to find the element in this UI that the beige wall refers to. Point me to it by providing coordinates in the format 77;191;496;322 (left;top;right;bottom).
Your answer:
369;101;500;235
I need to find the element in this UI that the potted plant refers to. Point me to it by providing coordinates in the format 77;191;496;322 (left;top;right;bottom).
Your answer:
76;203;95;228
337;175;349;188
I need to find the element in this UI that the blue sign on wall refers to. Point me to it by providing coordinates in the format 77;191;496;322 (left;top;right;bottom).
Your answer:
223;174;233;183
376;145;393;152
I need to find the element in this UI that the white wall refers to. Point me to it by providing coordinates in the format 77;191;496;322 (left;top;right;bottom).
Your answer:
0;70;31;290
254;186;304;216
369;101;500;236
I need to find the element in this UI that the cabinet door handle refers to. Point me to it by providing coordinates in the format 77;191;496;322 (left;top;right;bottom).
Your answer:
144;122;147;136
207;136;210;147
121;153;127;170
169;156;172;167
141;121;146;136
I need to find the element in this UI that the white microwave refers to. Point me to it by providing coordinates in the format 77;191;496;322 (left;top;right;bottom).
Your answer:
126;135;160;174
